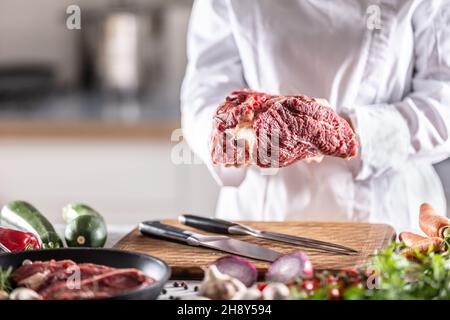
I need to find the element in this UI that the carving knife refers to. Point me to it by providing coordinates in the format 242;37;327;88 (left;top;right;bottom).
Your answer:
179;215;358;255
139;220;282;262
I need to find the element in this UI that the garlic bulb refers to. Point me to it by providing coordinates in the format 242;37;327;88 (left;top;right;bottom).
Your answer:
198;265;247;300
9;287;43;300
233;286;262;300
262;283;290;300
182;295;211;300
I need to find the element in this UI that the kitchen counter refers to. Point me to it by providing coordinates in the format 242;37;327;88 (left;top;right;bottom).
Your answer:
0;119;180;139
0;90;181;139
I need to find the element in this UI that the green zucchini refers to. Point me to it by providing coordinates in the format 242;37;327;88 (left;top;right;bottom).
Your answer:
62;203;107;248
62;203;104;224
64;215;107;248
0;201;64;249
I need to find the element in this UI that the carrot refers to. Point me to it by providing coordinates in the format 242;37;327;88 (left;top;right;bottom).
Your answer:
401;237;443;258
419;203;450;238
399;231;428;246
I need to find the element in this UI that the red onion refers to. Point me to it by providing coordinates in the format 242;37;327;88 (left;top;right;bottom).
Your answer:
265;251;313;283
211;256;258;287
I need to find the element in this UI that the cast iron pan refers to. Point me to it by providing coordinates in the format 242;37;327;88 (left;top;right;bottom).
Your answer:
0;248;171;300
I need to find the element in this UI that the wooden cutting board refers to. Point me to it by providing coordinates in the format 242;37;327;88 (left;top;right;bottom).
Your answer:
114;220;396;279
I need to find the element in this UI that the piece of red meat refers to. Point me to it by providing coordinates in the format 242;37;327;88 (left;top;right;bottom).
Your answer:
12;260;155;300
211;90;358;168
12;260;76;284
36;263;115;291
40;268;154;300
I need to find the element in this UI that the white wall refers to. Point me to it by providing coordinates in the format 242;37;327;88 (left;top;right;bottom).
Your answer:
0;0;80;85
0;138;219;225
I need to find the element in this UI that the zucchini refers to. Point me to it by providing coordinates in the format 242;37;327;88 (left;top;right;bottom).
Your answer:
0;201;64;249
62;203;107;248
64;215;107;248
62;203;104;224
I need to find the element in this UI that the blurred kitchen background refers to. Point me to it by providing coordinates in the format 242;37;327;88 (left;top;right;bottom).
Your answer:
0;0;220;225
0;0;449;226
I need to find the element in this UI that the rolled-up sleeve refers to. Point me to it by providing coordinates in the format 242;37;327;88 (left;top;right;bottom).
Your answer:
349;2;450;180
180;0;248;187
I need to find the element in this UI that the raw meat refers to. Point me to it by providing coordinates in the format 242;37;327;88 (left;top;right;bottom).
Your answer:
12;260;76;289
211;90;358;168
39;268;153;300
12;259;154;300
36;263;115;292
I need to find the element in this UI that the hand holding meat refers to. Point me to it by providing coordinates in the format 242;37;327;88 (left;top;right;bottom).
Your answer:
210;90;358;168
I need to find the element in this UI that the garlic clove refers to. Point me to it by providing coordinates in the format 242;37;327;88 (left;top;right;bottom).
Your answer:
262;283;290;300
198;265;247;300
183;295;212;300
9;287;43;300
233;286;262;300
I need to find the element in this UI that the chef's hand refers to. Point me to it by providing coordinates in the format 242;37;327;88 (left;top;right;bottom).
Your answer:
312;97;357;141
304;98;332;164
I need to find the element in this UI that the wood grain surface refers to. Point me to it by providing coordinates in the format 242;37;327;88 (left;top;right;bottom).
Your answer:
114;220;396;279
0;120;179;139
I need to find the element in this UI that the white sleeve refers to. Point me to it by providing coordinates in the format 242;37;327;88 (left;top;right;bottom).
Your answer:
180;0;248;187
348;2;450;180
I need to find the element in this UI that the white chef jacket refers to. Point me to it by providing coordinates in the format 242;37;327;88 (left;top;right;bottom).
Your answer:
180;0;450;233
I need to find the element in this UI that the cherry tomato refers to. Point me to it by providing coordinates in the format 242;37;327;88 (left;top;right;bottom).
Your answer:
325;275;337;284
257;283;268;291
328;287;342;300
301;278;321;291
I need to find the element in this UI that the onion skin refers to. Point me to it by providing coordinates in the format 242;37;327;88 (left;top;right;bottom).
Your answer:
399;232;428;246
265;251;313;283
419;203;450;238
211;256;258;287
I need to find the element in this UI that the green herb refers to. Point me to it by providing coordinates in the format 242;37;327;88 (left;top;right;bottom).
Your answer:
0;266;13;293
348;242;450;300
291;242;450;300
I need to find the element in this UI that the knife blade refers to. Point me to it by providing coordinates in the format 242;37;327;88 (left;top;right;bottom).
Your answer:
178;215;358;255
139;221;281;262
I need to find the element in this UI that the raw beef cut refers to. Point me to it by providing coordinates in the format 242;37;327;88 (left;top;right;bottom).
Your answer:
12;259;155;300
39;268;153;300
211;90;358;168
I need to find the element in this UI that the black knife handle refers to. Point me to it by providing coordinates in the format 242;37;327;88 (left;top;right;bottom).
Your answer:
179;215;236;234
139;221;193;243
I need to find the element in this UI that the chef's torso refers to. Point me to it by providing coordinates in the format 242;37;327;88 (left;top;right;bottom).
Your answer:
213;0;447;233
